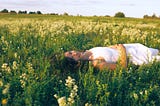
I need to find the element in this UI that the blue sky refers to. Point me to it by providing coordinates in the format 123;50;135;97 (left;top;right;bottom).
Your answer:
0;0;160;18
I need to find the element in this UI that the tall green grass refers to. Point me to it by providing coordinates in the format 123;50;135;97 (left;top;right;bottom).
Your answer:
0;14;160;106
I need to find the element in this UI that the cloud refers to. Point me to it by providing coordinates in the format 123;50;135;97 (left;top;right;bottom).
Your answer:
0;0;51;11
120;3;136;7
0;0;40;7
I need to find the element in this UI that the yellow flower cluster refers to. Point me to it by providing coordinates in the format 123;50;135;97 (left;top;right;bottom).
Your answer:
0;81;9;105
26;62;34;73
1;36;9;52
2;83;10;95
0;80;3;87
20;73;27;88
12;61;18;70
54;76;78;106
1;98;7;105
1;63;11;73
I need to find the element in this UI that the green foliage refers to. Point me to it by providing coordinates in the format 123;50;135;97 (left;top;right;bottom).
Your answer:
0;14;160;106
114;12;125;18
144;13;160;19
0;9;9;13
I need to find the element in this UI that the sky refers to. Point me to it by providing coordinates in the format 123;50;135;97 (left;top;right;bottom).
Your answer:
0;0;160;18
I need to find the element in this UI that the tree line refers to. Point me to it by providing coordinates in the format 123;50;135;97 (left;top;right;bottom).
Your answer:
0;9;125;17
0;9;63;15
143;13;160;19
0;9;42;14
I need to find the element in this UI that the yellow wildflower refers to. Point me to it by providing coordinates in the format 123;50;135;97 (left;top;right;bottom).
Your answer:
1;99;7;105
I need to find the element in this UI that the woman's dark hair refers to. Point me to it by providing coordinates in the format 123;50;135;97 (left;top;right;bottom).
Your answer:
63;57;80;70
64;56;89;72
50;51;89;73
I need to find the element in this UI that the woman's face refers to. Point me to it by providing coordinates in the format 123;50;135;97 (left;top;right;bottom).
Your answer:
64;51;81;61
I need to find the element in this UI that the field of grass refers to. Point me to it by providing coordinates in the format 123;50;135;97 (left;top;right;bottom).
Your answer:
0;14;160;106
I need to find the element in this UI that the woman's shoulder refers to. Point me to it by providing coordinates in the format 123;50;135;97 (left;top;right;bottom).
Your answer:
88;47;119;56
89;47;114;51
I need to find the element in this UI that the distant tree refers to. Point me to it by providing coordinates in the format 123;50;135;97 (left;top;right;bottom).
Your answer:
143;14;153;19
24;11;27;14
105;15;110;17
10;10;17;14
143;14;149;19
29;11;36;14
18;10;27;14
143;14;159;19
114;12;125;18
50;13;58;15
1;9;9;13
18;11;21;14
152;13;157;18
37;11;42;14
63;12;69;16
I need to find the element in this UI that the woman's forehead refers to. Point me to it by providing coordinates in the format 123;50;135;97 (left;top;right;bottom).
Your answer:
69;51;79;53
67;51;74;54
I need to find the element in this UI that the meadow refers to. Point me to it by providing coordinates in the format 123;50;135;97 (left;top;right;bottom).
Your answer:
0;14;160;106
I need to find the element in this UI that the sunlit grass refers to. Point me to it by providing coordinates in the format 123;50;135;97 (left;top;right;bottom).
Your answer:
0;14;160;106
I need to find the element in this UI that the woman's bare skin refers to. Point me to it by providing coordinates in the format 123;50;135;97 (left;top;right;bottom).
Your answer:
64;44;127;70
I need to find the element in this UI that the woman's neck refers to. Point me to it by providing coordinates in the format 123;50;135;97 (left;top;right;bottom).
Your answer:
80;51;92;61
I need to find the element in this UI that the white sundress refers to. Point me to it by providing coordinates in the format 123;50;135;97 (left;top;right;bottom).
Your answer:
89;43;160;65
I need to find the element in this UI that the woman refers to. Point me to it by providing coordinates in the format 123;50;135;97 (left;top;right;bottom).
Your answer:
64;43;160;70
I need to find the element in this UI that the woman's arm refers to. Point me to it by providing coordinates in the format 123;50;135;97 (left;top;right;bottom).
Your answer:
92;59;117;70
